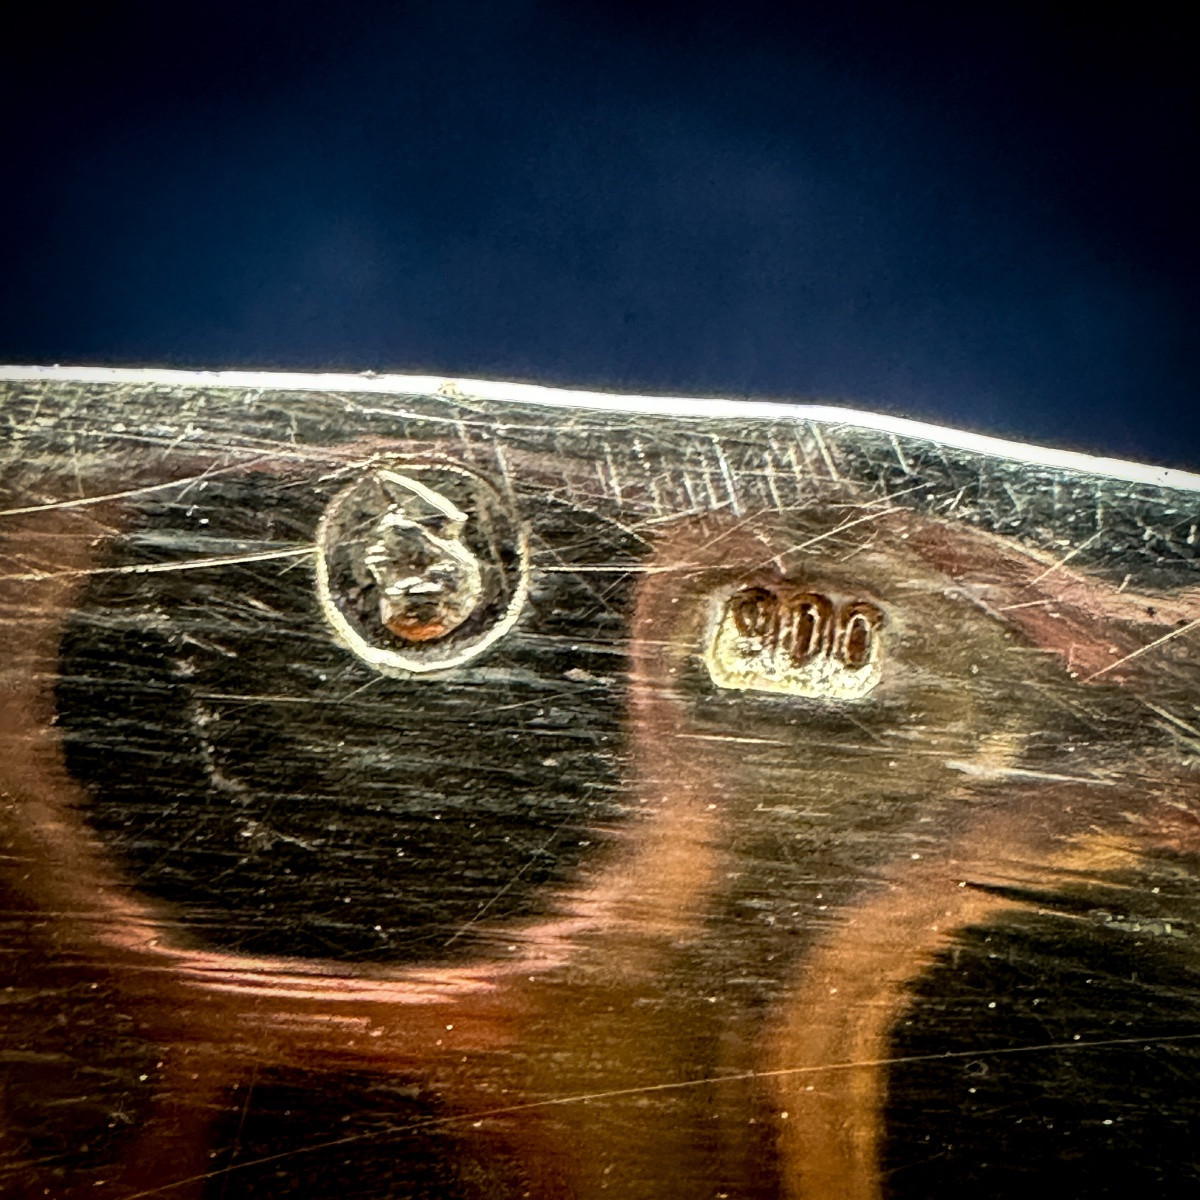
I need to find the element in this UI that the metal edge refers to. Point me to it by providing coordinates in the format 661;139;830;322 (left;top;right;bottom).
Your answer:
2;363;1198;493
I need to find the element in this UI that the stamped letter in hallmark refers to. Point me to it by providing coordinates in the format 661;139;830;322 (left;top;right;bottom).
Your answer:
706;584;885;699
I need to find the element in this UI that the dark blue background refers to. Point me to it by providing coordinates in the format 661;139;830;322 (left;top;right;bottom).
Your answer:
2;2;1196;468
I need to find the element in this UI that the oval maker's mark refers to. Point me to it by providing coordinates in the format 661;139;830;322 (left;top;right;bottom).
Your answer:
706;584;885;699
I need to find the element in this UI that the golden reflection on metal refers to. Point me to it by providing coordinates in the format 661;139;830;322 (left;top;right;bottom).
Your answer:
2;373;1200;1200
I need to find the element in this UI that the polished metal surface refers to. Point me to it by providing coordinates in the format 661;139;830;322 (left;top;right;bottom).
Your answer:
2;368;1199;1198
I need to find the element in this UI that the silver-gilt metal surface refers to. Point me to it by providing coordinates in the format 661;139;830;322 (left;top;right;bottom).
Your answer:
1;366;1199;1199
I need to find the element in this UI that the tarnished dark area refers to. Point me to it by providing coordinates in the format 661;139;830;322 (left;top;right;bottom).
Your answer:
56;470;630;963
2;369;1199;1198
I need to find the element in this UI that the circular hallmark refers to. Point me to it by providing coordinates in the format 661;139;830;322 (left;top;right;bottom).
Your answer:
316;462;529;674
